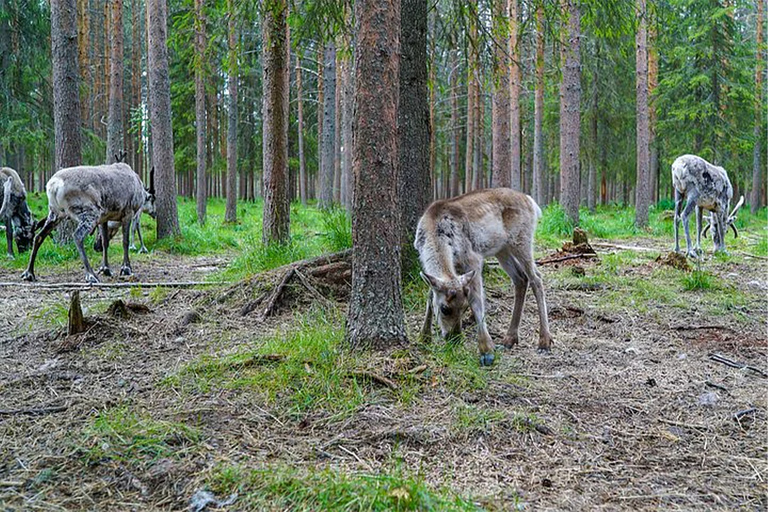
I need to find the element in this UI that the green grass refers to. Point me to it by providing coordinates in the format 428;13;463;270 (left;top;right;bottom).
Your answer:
681;269;719;291
207;464;482;511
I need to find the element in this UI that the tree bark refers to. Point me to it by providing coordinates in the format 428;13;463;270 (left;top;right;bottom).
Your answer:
465;9;477;193
296;56;307;205
648;23;658;203
532;5;545;206
225;0;238;223
77;0;90;130
399;0;431;271
635;0;651;227
194;0;207;223
106;0;124;164
262;0;290;244
450;46;460;197
509;0;521;190
51;0;82;170
491;0;511;188
752;0;764;213
334;51;342;204
588;43;598;212
341;46;354;213
559;0;581;224
348;0;407;350
147;0;180;238
319;43;336;209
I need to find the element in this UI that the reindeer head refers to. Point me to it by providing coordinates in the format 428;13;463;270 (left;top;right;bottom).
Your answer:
143;167;157;219
704;195;744;252
420;270;476;341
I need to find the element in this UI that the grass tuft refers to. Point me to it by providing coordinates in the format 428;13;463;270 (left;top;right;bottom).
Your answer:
681;269;718;291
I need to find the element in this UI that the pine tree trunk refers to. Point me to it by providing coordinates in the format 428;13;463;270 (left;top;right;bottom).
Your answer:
559;0;581;225
588;44;598;212
472;67;483;190
296;56;307;205
147;0;180;238
194;0;207;223
509;0;521;190
532;5;545;206
51;0;82;170
333;52;342;204
648;23;658;203
77;0;90;130
751;0;764;213
319;43;336;209
225;2;238;223
106;0;124;163
450;46;460;197
465;11;476;193
399;0;431;271
348;0;407;350
635;0;651;227
341;46;354;213
262;0;290;244
491;0;511;188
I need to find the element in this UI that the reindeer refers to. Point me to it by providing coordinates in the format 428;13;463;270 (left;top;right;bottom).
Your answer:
21;163;154;283
93;168;156;254
672;154;744;257
0;167;35;258
415;188;553;367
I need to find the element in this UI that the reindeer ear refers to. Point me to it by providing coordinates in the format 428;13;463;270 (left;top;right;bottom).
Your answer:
458;270;476;289
420;272;443;290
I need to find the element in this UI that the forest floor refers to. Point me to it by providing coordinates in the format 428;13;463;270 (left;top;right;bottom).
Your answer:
0;209;766;511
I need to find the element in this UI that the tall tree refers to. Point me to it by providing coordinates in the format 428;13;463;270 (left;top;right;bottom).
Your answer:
532;4;545;206
509;0;521;190
450;45;460;197
752;0;764;213
262;0;290;244
319;43;336;209
347;0;407;349
194;0;207;224
51;0;82;170
560;0;581;224
465;8;476;193
635;0;651;226
296;55;307;205
106;0;124;163
147;0;180;238
341;46;354;212
491;0;511;188
225;0;238;223
399;0;431;271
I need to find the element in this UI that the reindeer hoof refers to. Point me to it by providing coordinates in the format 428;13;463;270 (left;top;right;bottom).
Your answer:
85;273;100;284
479;353;495;367
537;345;552;354
21;270;36;282
138;247;149;254
120;266;132;277
99;266;113;277
501;335;519;348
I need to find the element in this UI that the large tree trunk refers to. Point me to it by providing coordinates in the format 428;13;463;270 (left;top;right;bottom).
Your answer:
225;1;238;223
399;0;431;271
472;67;483;190
77;0;90;130
348;0;407;350
262;0;290;244
333;53;342;204
194;0;207;224
588;52;598;212
532;5;545;206
450;46;460;197
559;0;581;224
106;0;124;163
509;0;521;191
296;56;307;205
491;0;511;188
319;43;336;209
51;0;82;170
341;46;354;213
131;0;142;176
465;9;476;193
147;0;180;238
635;0;651;227
752;0;764;213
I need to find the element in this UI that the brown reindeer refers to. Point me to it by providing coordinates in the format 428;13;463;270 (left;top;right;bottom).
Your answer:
415;188;553;366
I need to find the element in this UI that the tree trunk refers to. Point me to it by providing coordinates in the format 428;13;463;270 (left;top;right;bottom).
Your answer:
334;52;342;204
51;0;82;170
131;0;142;176
559;0;581;224
588;44;598;212
472;67;483;190
348;0;407;350
491;0;511;188
450;46;460;197
341;47;354;213
194;0;207;223
262;0;290;244
225;1;238;223
77;0;90;130
635;0;651;227
319;43;336;209
465;10;476;193
532;5;545;206
147;0;180;238
399;0;431;272
106;0;124;163
509;0;521;190
752;0;764;213
296;56;307;205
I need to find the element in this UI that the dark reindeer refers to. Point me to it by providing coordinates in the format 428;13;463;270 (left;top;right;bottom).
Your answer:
0;167;35;258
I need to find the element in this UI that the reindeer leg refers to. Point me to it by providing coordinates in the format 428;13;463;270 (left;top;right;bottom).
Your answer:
98;222;113;276
681;199;697;258
119;214;133;276
695;206;703;255
497;250;527;348
512;246;553;353
134;216;148;253
419;291;433;344
674;189;683;253
21;215;59;282
465;266;495;366
6;217;14;258
73;212;100;283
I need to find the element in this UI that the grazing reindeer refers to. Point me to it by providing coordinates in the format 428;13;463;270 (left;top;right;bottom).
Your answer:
0;167;35;258
93;168;156;253
21;163;154;283
415;188;553;366
672;154;744;257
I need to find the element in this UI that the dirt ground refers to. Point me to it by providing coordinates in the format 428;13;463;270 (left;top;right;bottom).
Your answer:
0;241;766;511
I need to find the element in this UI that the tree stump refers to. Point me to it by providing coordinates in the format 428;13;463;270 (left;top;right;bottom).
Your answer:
68;291;86;335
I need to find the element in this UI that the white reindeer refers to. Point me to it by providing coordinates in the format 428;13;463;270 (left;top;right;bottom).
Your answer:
21;163;154;283
93;168;156;254
415;188;553;366
672;154;743;257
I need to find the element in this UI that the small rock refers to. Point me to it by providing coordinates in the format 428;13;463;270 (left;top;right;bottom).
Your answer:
174;336;185;344
698;392;718;406
677;353;688;360
625;347;639;355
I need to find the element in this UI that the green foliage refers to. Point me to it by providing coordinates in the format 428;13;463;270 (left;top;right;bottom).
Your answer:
681;269;718;291
320;208;352;252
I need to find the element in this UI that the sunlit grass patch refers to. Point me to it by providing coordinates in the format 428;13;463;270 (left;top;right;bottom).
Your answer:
320;208;352;252
207;463;482;511
452;403;507;435
681;269;719;291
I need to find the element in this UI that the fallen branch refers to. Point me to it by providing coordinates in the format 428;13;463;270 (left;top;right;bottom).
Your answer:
536;253;597;265
591;242;659;253
260;268;296;320
737;251;768;260
348;370;398;390
0;281;226;290
672;324;733;331
294;269;336;309
0;404;68;416
704;380;729;393
734;407;757;420
708;353;768;378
